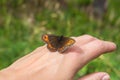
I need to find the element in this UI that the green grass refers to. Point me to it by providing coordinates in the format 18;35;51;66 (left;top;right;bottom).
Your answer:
0;0;120;79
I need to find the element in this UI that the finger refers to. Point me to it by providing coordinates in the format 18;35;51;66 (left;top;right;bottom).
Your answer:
78;72;110;80
82;40;116;62
73;35;96;46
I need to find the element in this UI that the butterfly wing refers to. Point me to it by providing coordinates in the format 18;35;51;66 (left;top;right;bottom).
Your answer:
42;34;59;52
47;44;57;52
57;37;75;53
42;34;75;53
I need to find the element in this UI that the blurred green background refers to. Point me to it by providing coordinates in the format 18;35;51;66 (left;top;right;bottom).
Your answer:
0;0;120;79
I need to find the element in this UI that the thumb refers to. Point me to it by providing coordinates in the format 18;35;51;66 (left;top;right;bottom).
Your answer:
78;72;110;80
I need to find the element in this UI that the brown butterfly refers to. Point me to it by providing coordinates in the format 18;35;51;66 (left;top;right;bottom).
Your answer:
42;34;75;53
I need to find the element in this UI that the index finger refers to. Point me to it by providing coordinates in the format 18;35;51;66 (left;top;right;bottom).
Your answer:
81;39;116;62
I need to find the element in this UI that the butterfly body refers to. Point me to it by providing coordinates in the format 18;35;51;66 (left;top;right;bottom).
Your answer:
42;34;75;53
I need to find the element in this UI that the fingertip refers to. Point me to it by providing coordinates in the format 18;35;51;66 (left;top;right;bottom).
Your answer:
104;41;117;52
78;72;110;80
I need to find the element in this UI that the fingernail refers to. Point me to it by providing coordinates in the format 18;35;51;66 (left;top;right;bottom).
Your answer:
102;74;110;80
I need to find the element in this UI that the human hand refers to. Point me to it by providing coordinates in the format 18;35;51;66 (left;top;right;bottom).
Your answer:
0;35;116;80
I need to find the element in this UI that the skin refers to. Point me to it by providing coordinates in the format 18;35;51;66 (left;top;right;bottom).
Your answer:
0;35;116;80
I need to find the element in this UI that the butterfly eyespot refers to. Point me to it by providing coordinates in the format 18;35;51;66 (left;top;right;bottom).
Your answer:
67;39;75;45
43;35;47;39
42;34;49;43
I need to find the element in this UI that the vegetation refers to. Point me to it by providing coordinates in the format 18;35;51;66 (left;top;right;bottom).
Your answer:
0;0;120;79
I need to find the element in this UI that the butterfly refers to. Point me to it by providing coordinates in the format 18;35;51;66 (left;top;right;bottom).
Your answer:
42;34;75;53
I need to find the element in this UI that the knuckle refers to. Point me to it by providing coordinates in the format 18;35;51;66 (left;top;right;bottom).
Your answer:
83;34;96;40
96;40;105;49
